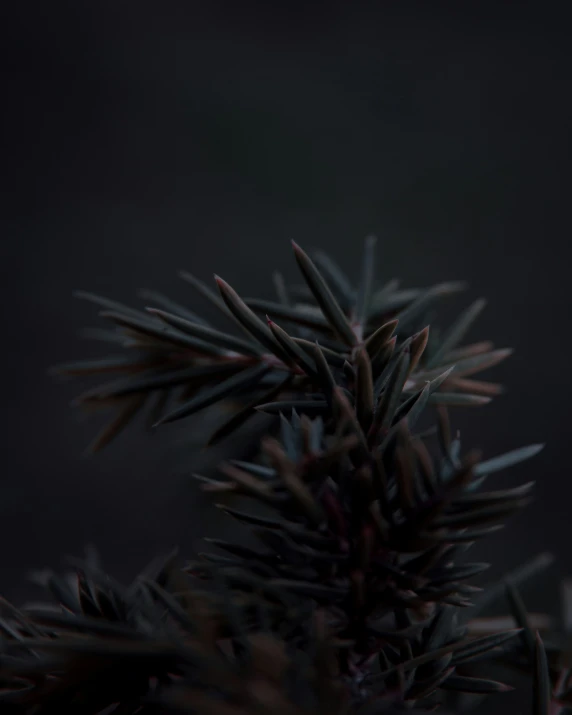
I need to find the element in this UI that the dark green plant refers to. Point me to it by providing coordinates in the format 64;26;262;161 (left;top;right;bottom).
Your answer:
1;239;569;713
53;238;508;451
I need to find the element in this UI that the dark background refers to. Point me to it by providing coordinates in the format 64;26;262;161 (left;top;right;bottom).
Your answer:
1;1;570;699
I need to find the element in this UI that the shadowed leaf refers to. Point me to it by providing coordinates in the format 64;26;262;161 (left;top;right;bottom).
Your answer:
215;277;292;364
264;438;325;525
405;666;456;700
534;632;551;715
293;337;346;367
156;364;271;425
74;291;149;322
444;340;494;362
427;299;487;368
396;282;467;329
311;343;338;408
139;289;209;326
88;395;147;453
370;286;424;316
444;376;504;396
292;241;357;346
452;629;524;664
147;307;261;356
375;630;519;681
562;579;572;632
373;348;411;431
474;444;545;477
76;362;243;402
453;482;535;509
370;335;397;378
50;356;151;377
431;499;530;530
440;675;513;694
429;393;492;407
355;348;374;429
313;250;355;307
393;382;430;429
272;270;290;306
246;298;331;331
179;270;229;314
355;234;377;328
100;310;222;355
364;319;399;359
207;374;293;446
506;580;535;655
408;326;430;376
256;399;328;416
448;349;513;377
267;319;319;377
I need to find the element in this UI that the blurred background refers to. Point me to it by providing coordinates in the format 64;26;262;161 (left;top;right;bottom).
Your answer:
2;1;570;688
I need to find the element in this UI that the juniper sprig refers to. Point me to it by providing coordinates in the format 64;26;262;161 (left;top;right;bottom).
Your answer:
0;237;563;714
0;549;350;714
52;238;510;452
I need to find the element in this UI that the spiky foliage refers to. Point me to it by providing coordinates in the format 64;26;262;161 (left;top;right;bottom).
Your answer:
4;237;563;713
53;238;510;452
0;549;355;715
458;553;572;714
0;547;461;715
186;400;544;706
